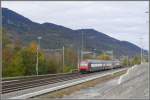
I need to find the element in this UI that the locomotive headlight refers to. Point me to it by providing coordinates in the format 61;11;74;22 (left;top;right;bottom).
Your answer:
80;63;88;66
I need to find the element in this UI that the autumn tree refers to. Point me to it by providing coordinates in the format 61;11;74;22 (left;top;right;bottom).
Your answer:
2;32;15;77
46;56;60;73
2;30;11;48
2;48;14;77
84;54;93;59
20;42;36;75
97;53;111;60
65;48;77;66
122;57;130;66
6;51;25;77
2;35;81;77
131;56;141;65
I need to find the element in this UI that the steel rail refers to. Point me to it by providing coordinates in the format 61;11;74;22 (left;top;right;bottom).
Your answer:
3;74;83;93
2;72;91;94
2;73;78;86
2;67;126;94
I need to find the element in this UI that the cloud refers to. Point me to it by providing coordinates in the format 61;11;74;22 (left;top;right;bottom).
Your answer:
2;1;149;50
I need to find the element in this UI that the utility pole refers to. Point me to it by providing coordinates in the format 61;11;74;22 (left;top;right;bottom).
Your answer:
62;46;64;73
127;56;129;66
140;37;143;64
112;50;114;60
81;31;84;61
36;36;42;75
77;48;80;70
36;46;39;75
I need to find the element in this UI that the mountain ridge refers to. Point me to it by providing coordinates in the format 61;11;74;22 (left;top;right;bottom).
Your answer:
2;8;143;57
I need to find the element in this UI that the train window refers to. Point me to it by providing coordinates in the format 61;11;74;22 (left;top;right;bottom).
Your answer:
91;63;102;67
91;64;97;67
98;64;102;66
91;64;95;67
80;62;88;66
107;64;112;66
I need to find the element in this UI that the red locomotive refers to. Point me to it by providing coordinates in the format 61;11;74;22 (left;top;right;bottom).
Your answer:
79;59;121;73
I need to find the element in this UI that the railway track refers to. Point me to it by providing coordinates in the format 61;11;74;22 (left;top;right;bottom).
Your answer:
2;68;125;94
2;71;101;94
2;72;79;94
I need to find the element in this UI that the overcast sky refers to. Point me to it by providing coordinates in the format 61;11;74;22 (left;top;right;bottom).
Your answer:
2;1;149;50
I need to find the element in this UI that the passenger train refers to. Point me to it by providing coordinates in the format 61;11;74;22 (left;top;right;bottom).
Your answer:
79;59;122;73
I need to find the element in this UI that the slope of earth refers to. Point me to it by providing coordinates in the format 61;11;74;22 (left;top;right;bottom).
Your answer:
63;63;149;99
